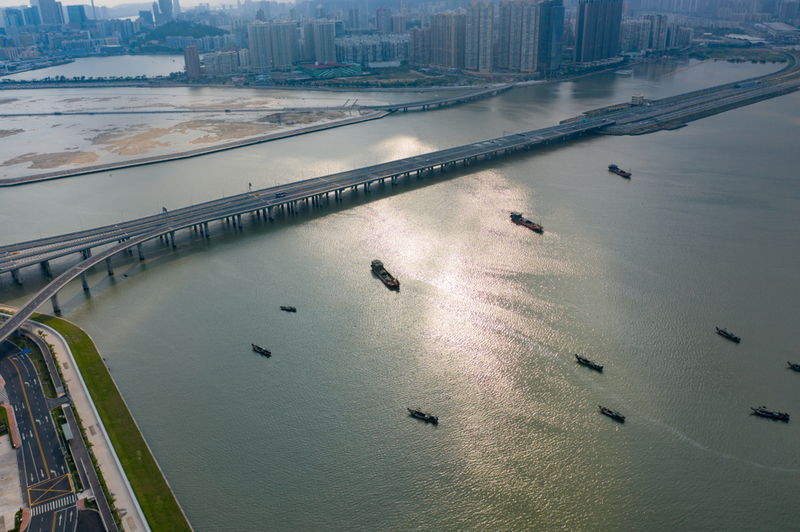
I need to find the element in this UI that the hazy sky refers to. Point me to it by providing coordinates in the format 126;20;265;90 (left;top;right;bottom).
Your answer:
0;0;291;9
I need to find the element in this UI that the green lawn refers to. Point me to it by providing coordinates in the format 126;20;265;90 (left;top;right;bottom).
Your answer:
0;404;8;436
32;314;192;531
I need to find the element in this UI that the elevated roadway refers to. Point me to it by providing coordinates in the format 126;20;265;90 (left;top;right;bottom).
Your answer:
1;56;799;343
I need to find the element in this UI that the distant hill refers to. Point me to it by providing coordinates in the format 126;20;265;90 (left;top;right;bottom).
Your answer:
147;21;227;41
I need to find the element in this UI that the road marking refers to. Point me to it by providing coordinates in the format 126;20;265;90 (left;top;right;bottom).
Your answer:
9;357;50;479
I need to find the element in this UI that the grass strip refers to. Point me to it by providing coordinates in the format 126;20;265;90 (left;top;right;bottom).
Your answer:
0;405;8;436
31;313;191;532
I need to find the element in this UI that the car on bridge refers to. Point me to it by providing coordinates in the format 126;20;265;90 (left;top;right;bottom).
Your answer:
275;192;287;198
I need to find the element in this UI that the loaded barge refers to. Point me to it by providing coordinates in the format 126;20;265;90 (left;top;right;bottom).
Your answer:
510;212;543;234
750;406;790;422
608;164;632;179
715;327;741;343
575;354;603;372
407;408;438;424
371;259;400;290
252;344;271;357
599;405;625;423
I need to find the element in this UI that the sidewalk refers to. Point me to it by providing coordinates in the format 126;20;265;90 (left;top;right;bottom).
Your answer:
1;307;149;532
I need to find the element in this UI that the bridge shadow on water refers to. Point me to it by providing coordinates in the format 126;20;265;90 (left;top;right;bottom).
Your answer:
0;132;604;315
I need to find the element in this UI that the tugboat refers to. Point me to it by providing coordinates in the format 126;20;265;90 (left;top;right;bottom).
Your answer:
599;405;625;423
407;408;438;424
575;354;603;372
371;259;400;290
251;344;271;357
715;327;741;343
509;212;544;234
787;361;800;372
608;164;632;179
280;306;297;312
750;406;790;422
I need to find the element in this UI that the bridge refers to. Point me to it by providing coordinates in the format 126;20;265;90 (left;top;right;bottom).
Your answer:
1;57;798;343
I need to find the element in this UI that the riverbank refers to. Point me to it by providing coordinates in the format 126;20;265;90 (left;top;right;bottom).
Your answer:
0;307;191;531
0;109;388;187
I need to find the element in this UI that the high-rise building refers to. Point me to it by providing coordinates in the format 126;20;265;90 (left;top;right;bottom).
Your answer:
158;0;173;21
537;0;564;74
34;0;65;25
248;21;299;71
666;24;692;48
238;48;250;68
574;0;622;62
429;11;466;69
409;26;432;64
204;50;239;76
496;0;549;73
172;0;181;15
67;5;87;28
620;18;650;51
390;14;406;34
304;20;336;63
376;7;392;33
4;8;25;29
183;45;201;79
518;2;539;73
347;7;367;30
138;9;154;28
23;6;41;26
465;1;493;72
644;13;668;50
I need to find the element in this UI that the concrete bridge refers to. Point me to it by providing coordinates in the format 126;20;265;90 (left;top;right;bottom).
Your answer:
1;58;799;343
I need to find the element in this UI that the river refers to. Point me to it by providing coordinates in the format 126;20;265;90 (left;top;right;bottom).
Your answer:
0;57;798;530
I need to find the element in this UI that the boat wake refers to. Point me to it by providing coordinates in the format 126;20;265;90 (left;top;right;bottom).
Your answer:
644;415;800;473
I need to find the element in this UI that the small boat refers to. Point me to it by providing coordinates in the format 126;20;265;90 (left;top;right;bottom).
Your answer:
371;259;400;290
608;164;632;179
251;344;271;357
715;327;741;343
599;405;625;423
509;212;543;234
787;361;800;372
280;306;297;312
750;406;790;422
407;408;438;424
575;354;603;372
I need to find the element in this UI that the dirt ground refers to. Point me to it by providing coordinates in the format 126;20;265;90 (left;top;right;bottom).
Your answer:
0;434;23;531
1;151;100;169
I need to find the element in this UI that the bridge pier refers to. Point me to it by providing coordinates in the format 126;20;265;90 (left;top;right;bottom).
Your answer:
170;231;177;248
137;243;145;261
81;248;92;260
50;294;61;315
40;260;52;279
204;222;210;237
237;214;242;226
11;269;22;286
80;272;89;292
105;257;114;276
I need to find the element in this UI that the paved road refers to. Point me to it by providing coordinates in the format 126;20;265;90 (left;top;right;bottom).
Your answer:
0;341;77;531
